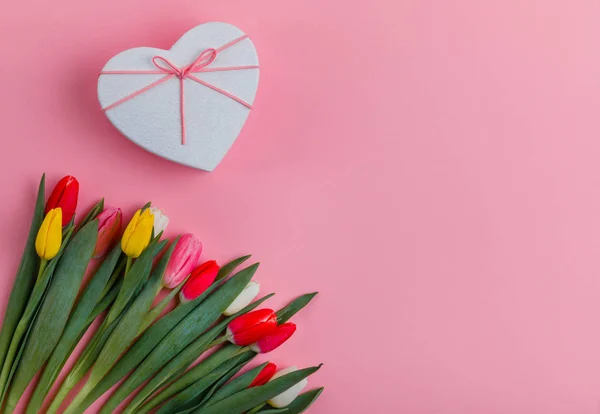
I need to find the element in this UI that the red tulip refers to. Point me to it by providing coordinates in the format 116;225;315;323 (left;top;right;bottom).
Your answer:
226;309;278;347
93;208;122;258
45;175;79;226
251;322;297;354
180;260;220;302
163;234;203;288
249;362;277;388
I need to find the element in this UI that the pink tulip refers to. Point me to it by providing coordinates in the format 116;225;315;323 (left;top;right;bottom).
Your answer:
93;208;122;258
163;234;202;288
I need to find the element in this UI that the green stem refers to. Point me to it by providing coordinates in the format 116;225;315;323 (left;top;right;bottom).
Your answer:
47;319;110;413
62;381;94;414
136;347;252;414
46;338;102;414
37;260;48;282
45;379;72;414
0;175;45;388
0;322;26;402
138;278;186;335
206;335;228;349
99;258;125;298
247;403;267;414
125;256;133;275
0;260;54;403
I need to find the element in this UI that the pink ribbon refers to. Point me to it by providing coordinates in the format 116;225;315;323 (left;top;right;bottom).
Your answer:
100;35;259;144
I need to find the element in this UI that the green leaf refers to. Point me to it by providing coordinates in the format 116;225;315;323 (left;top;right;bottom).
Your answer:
47;306;127;414
0;223;75;407
152;352;255;414
5;220;98;409
72;257;258;414
246;404;268;414
0;174;45;376
99;257;126;298
194;365;322;414
186;359;260;413
281;388;324;414
77;199;104;230
103;237;166;327
2;290;47;414
136;345;248;414
201;363;269;409
257;408;288;414
26;243;122;413
216;255;251;281
94;263;260;414
276;292;318;324
87;278;123;326
139;279;186;334
79;293;215;414
86;239;174;386
49;240;166;414
126;293;274;413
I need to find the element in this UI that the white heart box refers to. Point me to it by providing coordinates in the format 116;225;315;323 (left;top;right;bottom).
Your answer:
97;22;260;171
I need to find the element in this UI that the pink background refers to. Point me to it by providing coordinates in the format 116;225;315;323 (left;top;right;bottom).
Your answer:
1;0;600;413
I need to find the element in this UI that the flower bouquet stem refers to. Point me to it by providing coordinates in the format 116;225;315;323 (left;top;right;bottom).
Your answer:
0;222;75;408
0;175;45;376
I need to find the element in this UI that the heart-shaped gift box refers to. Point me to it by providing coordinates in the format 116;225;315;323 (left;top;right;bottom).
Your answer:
97;22;260;171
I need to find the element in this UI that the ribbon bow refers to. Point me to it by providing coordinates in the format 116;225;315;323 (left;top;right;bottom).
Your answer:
152;48;217;80
100;35;259;144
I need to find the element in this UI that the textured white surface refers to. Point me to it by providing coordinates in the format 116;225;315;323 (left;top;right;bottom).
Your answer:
97;22;260;171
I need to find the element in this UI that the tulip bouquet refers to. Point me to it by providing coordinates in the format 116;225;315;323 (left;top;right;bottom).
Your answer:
0;175;323;414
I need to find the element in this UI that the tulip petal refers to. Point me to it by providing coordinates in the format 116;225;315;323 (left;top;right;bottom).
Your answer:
35;208;63;260
45;176;79;226
121;210;141;254
149;207;169;234
196;365;322;414
227;309;277;346
180;260;220;302
121;209;154;258
266;366;302;408
249;362;277;388
282;387;325;414
94;208;122;258
223;281;260;316
251;323;297;354
268;378;308;408
163;234;202;288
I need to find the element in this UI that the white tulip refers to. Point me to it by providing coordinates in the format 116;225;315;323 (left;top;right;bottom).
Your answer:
267;366;309;408
149;207;169;234
223;281;260;316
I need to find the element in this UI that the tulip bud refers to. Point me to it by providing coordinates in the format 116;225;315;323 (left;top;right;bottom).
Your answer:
93;208;122;258
180;260;220;302
226;309;277;347
121;209;154;258
251;322;296;354
249;362;277;388
35;208;63;260
45;176;79;226
163;234;202;288
149;207;169;235
223;281;260;316
267;366;309;408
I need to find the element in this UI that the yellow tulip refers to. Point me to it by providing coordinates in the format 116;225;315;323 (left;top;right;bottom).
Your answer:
35;208;63;260
121;209;154;258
